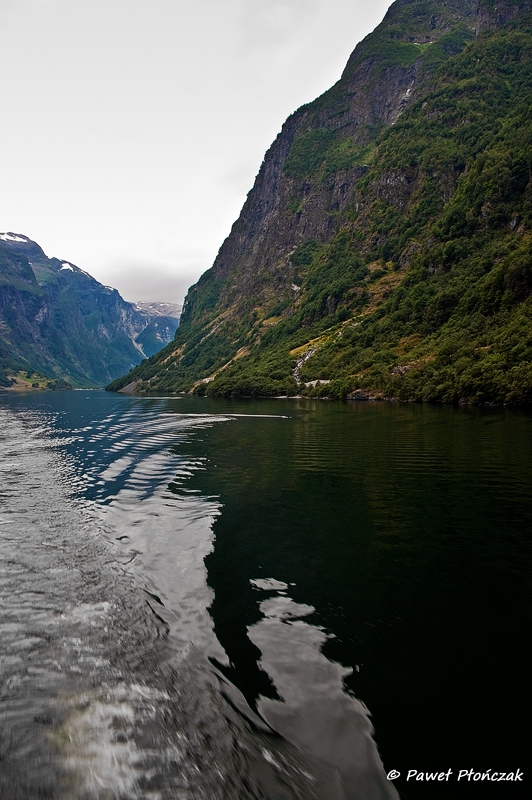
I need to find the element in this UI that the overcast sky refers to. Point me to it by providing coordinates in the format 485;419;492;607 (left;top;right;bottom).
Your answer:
1;0;392;305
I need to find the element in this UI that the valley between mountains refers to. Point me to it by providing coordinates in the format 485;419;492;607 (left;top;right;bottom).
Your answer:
0;233;180;389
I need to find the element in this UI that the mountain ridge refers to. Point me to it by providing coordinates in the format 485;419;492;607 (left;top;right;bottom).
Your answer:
108;0;532;405
0;233;179;387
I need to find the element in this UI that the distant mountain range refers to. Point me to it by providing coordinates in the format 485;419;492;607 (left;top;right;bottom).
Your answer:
0;233;180;388
108;0;532;405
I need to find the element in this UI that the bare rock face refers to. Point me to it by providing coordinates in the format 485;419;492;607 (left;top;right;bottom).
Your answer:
108;0;532;399
477;0;532;33
182;0;478;326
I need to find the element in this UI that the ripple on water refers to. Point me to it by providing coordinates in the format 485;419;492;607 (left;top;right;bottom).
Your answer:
0;402;360;799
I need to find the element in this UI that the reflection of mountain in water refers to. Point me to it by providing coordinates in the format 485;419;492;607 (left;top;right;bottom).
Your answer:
1;391;531;798
2;393;394;799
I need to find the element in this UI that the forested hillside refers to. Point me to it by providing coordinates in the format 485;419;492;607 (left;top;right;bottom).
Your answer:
109;0;532;405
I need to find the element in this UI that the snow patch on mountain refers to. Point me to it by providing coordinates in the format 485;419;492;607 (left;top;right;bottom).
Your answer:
0;233;29;243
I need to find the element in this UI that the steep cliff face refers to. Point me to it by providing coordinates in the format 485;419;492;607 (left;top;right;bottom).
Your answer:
186;0;477;318
477;0;532;31
109;0;532;405
0;234;177;386
0;241;44;382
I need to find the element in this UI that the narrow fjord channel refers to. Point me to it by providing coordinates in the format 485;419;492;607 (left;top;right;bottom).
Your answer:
1;391;530;799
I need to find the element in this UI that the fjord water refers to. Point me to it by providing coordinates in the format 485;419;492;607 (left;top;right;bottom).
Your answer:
1;391;530;799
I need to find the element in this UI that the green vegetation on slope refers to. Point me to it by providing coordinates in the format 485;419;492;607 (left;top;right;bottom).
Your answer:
284;131;376;180
108;8;532;405
0;239;161;388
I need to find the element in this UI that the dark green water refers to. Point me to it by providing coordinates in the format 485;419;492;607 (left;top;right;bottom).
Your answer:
181;397;532;797
1;391;530;798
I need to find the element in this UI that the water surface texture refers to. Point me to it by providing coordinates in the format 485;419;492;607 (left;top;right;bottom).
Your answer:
1;391;530;799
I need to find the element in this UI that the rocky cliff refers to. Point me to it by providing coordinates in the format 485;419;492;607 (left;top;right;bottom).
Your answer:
477;0;532;31
184;0;477;317
109;0;532;405
0;234;178;387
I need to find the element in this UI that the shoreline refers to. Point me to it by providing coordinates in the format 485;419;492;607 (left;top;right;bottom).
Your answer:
112;385;526;408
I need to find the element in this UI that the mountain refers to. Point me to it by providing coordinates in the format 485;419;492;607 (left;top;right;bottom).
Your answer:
0;234;179;388
108;0;532;405
132;302;181;360
134;301;182;320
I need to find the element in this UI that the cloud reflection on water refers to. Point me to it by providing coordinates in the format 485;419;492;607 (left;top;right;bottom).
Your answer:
248;581;399;800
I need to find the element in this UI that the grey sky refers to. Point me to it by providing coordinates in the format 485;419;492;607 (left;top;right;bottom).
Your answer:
1;0;392;305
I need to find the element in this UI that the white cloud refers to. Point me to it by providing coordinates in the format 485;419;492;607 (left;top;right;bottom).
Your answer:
0;0;393;305
101;260;198;306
